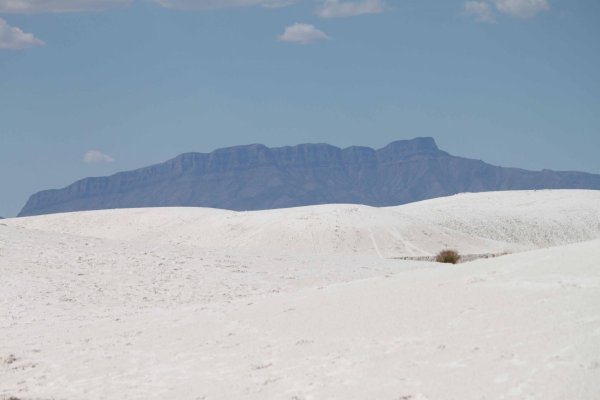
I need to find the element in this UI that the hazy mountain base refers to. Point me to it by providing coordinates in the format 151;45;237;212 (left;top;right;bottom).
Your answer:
18;137;600;217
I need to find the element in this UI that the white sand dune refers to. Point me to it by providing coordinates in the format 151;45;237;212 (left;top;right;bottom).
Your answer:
1;190;600;399
9;189;600;257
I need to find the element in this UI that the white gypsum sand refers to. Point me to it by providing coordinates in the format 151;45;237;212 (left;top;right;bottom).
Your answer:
1;189;599;399
9;190;600;258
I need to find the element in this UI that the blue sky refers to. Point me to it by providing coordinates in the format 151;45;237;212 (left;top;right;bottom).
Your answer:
1;0;599;217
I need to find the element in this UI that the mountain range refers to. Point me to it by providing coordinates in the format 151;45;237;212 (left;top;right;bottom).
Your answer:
18;137;600;217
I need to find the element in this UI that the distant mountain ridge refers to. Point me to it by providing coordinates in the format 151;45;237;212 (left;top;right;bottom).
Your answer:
18;137;600;217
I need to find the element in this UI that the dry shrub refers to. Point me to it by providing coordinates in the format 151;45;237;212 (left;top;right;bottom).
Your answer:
435;249;460;264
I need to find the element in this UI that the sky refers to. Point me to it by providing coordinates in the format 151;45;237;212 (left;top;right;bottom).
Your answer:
1;0;599;217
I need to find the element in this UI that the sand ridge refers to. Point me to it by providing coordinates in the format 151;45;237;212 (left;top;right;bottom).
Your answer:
1;190;600;399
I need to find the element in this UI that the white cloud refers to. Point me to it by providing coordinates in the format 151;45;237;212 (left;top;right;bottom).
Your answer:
494;0;549;19
0;18;43;49
278;23;329;44
154;0;298;10
464;0;549;22
0;0;131;13
316;0;384;18
83;150;115;164
464;1;495;23
0;0;299;13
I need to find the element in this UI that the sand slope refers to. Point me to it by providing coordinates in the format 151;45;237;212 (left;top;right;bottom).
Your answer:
1;190;600;399
8;190;600;257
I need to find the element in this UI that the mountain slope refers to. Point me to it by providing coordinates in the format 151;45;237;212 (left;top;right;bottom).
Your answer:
18;137;600;217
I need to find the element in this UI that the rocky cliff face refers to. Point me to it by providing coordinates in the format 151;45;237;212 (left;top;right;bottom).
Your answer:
18;137;600;217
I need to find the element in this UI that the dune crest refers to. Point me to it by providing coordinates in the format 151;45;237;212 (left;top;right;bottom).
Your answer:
2;190;600;399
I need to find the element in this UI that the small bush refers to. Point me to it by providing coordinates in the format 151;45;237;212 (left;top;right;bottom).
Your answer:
435;249;460;264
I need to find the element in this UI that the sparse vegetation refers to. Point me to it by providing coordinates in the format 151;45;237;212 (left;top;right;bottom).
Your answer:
435;249;461;264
